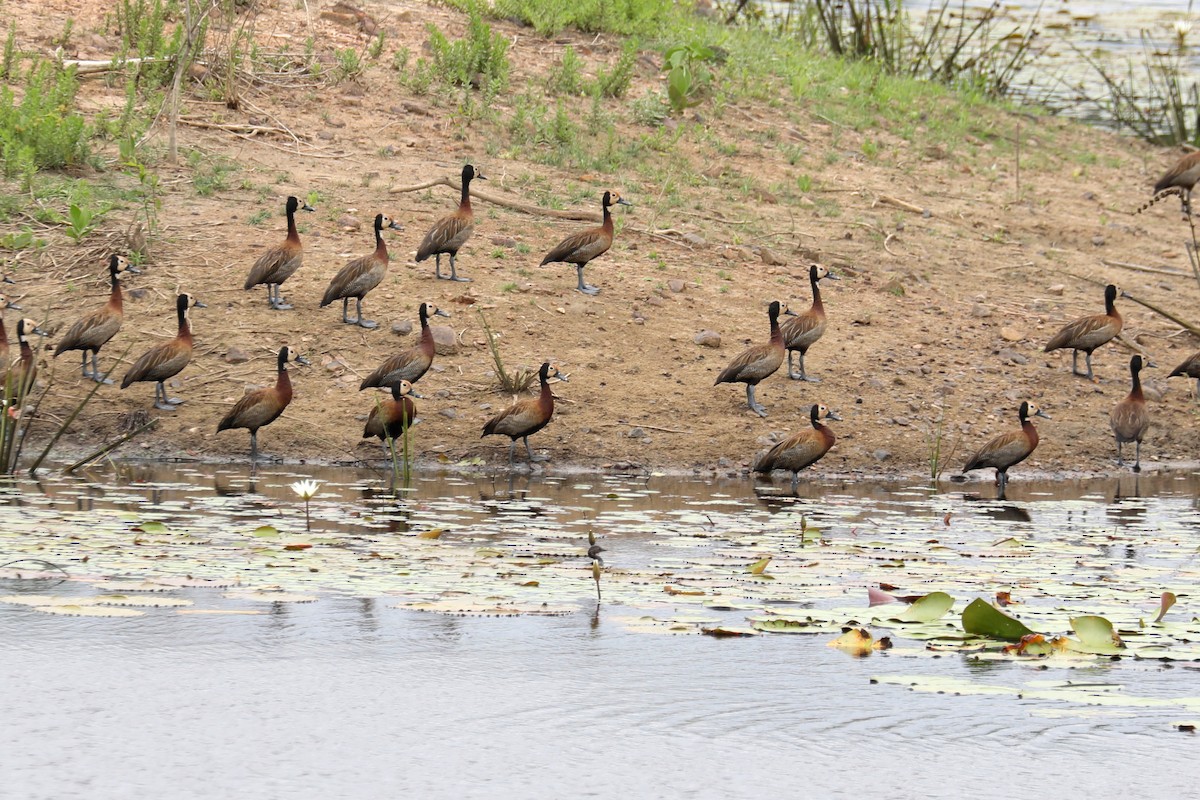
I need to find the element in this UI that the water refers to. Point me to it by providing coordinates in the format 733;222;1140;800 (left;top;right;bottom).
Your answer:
1;465;1199;798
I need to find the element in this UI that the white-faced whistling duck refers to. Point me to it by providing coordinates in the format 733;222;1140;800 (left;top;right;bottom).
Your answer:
363;379;417;462
1168;350;1200;400
1044;283;1126;380
244;195;314;310
781;263;837;381
217;345;309;462
417;164;484;282
1111;354;1153;472
320;213;402;329
539;191;632;296
53;254;140;384
482;361;567;466
0;291;23;376
4;318;47;398
1148;151;1200;216
753;403;842;493
120;292;206;411
715;300;787;417
358;302;450;393
961;401;1050;498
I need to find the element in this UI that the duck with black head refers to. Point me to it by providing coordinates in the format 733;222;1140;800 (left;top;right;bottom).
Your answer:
417;164;484;282
244;195;315;310
961;401;1050;499
363;379;418;464
1111;354;1154;472
781;263;837;382
1044;283;1126;380
320;213;403;329
359;302;451;394
539;191;632;295
714;300;787;417
120;293;206;411
54;254;141;383
753;403;841;493
482;361;567;466
217;345;310;462
4;318;47;399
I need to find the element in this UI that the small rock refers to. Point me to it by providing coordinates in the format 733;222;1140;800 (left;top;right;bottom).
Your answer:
223;347;250;364
873;449;892;462
1047;284;1065;296
1000;327;1023;342
629;427;645;438
668;279;686;293
759;246;785;266
1092;236;1106;247
881;277;905;296
999;349;1028;365
337;215;362;232
682;233;707;248
480;403;492;410
438;408;458;420
392;319;414;336
646;296;664;307
490;236;516;248
920;364;932;375
694;330;722;348
717;457;732;468
893;417;910;426
430;325;458;355
970;304;992;318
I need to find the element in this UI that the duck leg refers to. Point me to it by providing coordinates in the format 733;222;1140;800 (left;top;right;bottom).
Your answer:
1116;440;1124;466
786;351;799;380
79;351;92;379
996;470;1008;500
153;382;176;412
249;431;258;463
90;351;113;385
448;253;471;283
507;440;517;467
355;297;377;329
435;254;445;280
341;297;357;325
790;471;800;494
745;384;768;418
525;436;548;463
576;265;600;296
1133;441;1142;473
797;351;820;383
1084;351;1096;381
271;283;293;311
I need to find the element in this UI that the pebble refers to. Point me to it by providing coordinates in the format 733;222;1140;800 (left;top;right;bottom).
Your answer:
430;325;458;355
999;349;1028;365
1047;284;1064;296
694;330;721;348
1000;327;1023;342
223;347;250;364
668;279;686;293
970;304;992;318
893;417;910;426
337;215;361;232
491;236;516;248
392;319;414;336
682;233;707;248
759;246;785;266
438;408;458;420
873;449;892;461
628;427;644;438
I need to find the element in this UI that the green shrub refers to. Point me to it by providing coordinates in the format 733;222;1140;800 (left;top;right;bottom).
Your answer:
546;46;583;95
427;2;510;92
0;61;90;179
592;39;638;98
491;0;674;36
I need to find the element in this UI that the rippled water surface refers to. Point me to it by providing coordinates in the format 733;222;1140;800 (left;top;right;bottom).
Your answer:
2;464;1199;799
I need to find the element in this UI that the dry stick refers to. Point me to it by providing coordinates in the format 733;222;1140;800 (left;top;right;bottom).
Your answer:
388;177;603;222
177;117;296;138
875;195;928;215
64;419;160;474
1101;258;1188;277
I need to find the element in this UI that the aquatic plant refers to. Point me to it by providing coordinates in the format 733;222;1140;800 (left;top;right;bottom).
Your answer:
291;479;321;531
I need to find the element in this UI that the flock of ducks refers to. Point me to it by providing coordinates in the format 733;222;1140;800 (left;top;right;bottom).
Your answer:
2;154;1199;486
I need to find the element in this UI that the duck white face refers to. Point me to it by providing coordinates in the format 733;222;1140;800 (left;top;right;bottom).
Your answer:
814;265;830;280
547;363;569;382
397;379;414;396
18;318;45;341
381;215;403;232
1024;401;1050;420
425;302;451;319
815;403;843;422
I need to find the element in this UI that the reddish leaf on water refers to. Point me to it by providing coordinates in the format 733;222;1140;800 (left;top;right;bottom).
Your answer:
943;512;952;526
996;591;1014;607
284;544;312;551
1154;592;1177;624
868;586;899;606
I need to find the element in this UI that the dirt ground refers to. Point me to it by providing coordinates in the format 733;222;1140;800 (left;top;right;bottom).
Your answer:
4;0;1200;479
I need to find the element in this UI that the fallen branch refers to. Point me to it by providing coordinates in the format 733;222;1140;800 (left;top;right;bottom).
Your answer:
875;195;928;216
177;117;297;138
60;56;177;76
389;177;602;221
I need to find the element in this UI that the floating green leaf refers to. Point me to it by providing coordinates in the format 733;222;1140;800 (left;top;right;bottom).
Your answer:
961;597;1035;641
892;591;954;623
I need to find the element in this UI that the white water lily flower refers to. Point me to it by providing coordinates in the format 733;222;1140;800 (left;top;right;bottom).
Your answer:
290;479;321;500
1174;20;1192;40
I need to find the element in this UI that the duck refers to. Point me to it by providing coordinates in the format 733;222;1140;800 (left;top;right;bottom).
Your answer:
482;361;567;466
1148;151;1200;216
363;379;417;463
244;195;314;310
1168;350;1200;399
0;292;23;376
961;401;1049;498
417;164;484;282
320;213;402;329
781;263;837;381
120;292;206;411
1044;283;1125;380
539;191;632;295
1111;354;1153;472
4;318;47;398
217;345;309;462
753;403;842;492
359;302;450;392
714;300;787;417
53;254;140;383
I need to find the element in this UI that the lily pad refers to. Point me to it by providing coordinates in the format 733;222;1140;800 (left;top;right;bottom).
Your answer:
962;597;1035;641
